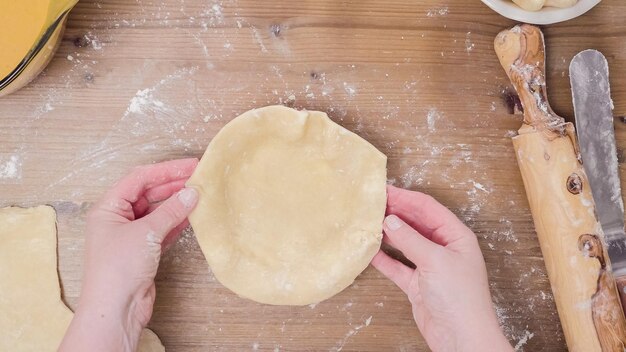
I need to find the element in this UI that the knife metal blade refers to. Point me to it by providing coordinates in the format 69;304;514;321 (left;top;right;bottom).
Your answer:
570;49;626;276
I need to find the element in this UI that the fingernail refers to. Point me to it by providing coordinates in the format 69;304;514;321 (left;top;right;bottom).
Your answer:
384;215;403;231
178;187;198;208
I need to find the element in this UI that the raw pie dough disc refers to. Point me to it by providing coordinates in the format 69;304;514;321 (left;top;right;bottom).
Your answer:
0;206;164;351
187;105;387;305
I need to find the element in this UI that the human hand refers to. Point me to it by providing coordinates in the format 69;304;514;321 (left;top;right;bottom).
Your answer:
60;158;199;352
372;186;512;352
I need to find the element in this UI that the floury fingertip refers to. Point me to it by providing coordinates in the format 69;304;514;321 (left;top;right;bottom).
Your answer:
384;215;403;231
178;187;198;208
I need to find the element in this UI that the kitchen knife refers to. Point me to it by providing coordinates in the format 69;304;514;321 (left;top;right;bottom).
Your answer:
570;49;626;300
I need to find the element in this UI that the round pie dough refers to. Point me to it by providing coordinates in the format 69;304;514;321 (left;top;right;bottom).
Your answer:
187;105;387;305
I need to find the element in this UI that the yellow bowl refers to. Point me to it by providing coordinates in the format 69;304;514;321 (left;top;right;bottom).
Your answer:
0;0;78;97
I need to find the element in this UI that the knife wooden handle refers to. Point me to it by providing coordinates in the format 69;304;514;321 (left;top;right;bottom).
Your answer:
495;24;626;352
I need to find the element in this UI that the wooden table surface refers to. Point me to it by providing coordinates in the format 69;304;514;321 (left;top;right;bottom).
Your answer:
2;0;626;350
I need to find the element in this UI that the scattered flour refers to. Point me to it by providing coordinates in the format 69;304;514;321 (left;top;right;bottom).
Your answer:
31;89;60;118
498;218;518;242
43;66;202;192
400;162;428;188
0;155;21;180
122;66;199;124
176;226;199;254
250;25;268;53
203;114;220;122
330;316;373;352
426;6;449;17
426;108;441;132
460;176;495;226
343;82;357;97
514;330;535;351
199;2;225;26
365;316;372;326
465;32;475;53
505;130;518;138
83;32;104;50
127;88;165;116
472;181;490;193
210;3;223;19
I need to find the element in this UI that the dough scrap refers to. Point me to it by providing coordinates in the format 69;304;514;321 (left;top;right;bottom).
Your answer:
187;105;387;305
0;206;165;351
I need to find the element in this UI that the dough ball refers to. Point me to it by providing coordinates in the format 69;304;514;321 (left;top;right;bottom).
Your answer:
545;0;577;8
513;0;546;11
512;0;577;11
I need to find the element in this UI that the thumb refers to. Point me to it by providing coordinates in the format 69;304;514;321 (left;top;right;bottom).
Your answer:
140;187;198;243
383;214;442;269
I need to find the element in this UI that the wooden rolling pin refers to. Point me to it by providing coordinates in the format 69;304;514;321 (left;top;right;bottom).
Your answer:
494;24;626;351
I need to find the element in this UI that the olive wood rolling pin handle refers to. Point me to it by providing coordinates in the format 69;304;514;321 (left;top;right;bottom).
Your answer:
616;276;626;314
494;24;626;351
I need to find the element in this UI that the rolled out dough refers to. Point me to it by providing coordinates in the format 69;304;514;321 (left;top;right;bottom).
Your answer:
187;105;387;305
0;206;164;351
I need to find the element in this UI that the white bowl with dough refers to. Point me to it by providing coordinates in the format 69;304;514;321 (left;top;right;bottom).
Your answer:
481;0;601;24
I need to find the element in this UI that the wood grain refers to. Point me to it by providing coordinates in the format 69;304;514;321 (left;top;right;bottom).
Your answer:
1;0;625;351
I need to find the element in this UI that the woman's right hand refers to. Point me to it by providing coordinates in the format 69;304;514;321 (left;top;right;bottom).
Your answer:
372;186;512;352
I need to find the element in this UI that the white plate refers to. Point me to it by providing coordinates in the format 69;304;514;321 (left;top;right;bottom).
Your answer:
481;0;601;24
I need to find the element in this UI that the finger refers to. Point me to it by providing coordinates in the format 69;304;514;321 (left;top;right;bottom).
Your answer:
382;214;441;268
371;250;413;294
133;196;150;219
139;187;198;243
140;201;164;216
106;158;198;204
144;179;188;203
386;185;474;247
161;221;190;252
